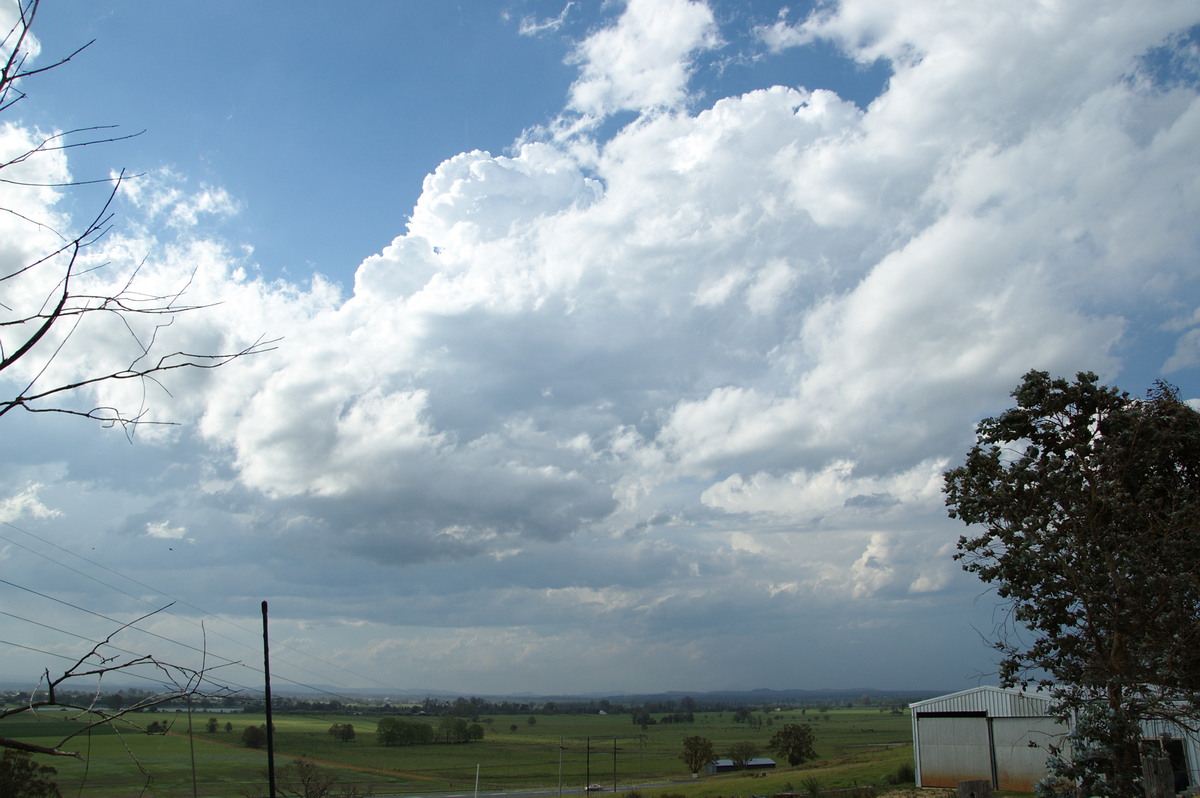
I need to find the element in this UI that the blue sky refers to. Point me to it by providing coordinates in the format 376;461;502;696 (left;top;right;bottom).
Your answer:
29;1;891;281
1;0;1199;700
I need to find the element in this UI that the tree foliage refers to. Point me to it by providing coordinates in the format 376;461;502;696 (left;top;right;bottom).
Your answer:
944;370;1200;797
437;715;470;743
328;723;356;742
375;717;433;746
768;722;817;766
727;740;759;768
680;735;716;774
0;750;61;798
242;725;267;749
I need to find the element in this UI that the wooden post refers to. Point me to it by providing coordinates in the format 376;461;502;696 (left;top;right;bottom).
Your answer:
1141;755;1174;798
957;779;992;798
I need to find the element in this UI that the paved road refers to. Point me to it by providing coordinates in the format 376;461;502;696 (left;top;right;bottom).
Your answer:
374;781;695;798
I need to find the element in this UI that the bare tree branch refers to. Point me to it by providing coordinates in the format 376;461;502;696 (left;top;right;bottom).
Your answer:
2;334;281;425
0;606;240;758
0;0;264;773
0;0;273;428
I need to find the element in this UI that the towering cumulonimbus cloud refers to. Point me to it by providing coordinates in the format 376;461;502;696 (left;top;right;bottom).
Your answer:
1;0;1198;694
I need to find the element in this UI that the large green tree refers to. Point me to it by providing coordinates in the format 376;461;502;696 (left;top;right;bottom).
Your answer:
328;723;355;742
727;741;759;769
241;725;267;749
679;735;716;775
767;722;817;766
438;716;470;743
944;370;1200;797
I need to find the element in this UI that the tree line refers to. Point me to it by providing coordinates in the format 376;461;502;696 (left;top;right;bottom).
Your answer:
377;717;484;746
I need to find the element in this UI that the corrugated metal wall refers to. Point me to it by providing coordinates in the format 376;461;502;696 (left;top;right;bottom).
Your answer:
913;689;1200;792
992;716;1067;791
914;716;993;788
912;688;1062;790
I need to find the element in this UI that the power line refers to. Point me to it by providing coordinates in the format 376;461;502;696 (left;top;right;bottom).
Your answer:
0;578;218;663
1;520;417;703
0;608;260;696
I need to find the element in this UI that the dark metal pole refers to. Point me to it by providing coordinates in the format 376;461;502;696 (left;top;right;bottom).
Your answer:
612;737;617;792
262;600;277;798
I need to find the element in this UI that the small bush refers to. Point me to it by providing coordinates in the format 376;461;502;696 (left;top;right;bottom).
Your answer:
803;776;823;798
242;724;267;749
884;762;915;784
1034;776;1076;798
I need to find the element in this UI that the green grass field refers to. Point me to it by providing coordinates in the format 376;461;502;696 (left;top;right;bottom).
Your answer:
1;706;916;797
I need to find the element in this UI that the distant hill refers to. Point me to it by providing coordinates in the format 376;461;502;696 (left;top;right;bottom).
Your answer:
242;685;944;704
1;681;946;705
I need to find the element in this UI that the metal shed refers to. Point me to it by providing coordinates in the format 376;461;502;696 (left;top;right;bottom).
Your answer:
910;686;1066;792
704;757;775;774
910;687;1200;793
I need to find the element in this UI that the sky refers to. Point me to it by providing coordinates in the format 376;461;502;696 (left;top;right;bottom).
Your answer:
1;0;1199;700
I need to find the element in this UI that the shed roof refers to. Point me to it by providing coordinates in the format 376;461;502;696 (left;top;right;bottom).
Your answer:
910;685;1053;717
708;758;776;769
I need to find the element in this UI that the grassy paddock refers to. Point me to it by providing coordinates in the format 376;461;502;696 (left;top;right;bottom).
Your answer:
1;706;915;797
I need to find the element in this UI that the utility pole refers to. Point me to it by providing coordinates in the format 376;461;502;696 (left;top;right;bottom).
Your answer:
612;738;617;792
261;601;277;798
612;737;623;792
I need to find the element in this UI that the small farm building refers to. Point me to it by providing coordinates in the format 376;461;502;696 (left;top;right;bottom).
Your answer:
910;686;1200;792
704;758;775;774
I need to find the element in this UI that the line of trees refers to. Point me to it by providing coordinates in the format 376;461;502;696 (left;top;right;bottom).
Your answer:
631;710;694;726
376;717;484;746
229;692;916;720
